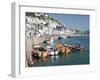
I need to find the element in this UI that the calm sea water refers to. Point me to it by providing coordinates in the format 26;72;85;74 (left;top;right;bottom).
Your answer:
32;36;89;67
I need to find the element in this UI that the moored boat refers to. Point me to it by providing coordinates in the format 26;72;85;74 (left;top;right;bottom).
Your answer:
46;45;58;56
32;45;48;58
64;44;84;52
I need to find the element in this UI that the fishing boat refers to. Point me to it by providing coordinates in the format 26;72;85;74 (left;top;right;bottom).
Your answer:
47;45;58;56
55;43;71;55
64;44;84;52
32;45;48;58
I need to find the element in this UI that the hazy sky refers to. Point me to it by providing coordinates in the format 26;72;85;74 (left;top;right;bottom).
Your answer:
48;13;89;31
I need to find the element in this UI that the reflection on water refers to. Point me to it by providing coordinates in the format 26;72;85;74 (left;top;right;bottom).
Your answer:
50;56;59;65
32;36;89;67
32;50;89;67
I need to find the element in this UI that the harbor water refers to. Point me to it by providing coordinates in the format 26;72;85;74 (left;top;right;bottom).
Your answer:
32;36;89;67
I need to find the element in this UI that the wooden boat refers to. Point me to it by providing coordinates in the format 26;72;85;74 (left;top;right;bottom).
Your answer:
32;45;48;58
55;44;71;55
64;44;84;52
55;43;84;55
58;46;71;55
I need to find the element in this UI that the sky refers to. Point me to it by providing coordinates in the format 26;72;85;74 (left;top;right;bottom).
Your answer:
48;13;89;31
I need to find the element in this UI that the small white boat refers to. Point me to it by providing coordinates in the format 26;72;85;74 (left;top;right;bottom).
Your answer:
46;45;58;56
48;50;58;56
